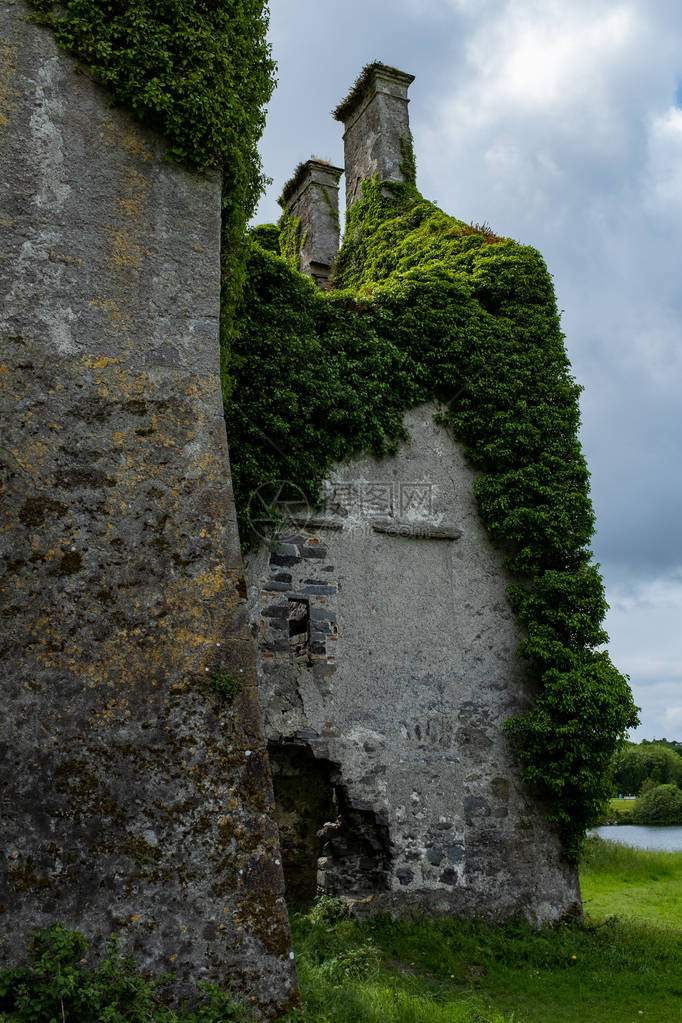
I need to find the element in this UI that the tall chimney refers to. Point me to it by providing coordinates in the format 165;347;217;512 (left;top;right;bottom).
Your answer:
333;63;415;209
279;159;343;289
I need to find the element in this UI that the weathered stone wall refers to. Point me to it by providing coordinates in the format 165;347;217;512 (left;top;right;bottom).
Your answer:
0;3;296;1015
247;405;580;923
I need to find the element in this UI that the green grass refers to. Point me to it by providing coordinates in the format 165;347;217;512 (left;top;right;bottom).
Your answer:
285;846;682;1023
604;797;636;821
581;834;682;929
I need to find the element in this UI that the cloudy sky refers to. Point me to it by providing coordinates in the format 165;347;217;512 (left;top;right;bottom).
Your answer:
254;0;682;740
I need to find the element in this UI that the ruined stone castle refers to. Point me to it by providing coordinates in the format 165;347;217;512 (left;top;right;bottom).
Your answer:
247;65;579;921
1;10;582;1018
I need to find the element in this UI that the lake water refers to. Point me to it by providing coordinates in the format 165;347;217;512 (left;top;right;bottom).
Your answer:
590;824;682;851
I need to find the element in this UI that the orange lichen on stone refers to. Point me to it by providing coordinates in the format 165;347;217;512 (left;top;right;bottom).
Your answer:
82;355;121;371
0;41;18;132
99;117;152;163
49;248;84;266
108;229;143;271
89;297;131;329
106;168;151;274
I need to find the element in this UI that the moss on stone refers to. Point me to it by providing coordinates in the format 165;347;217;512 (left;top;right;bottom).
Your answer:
8;857;51;892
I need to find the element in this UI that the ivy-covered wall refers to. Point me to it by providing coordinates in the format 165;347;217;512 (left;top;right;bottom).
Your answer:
27;0;275;320
226;178;639;859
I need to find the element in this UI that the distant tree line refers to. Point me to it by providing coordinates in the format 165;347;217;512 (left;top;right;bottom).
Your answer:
610;740;682;825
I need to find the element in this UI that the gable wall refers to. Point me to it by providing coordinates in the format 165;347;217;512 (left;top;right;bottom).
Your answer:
248;405;580;922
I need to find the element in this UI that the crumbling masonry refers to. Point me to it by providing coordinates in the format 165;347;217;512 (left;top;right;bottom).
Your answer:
248;64;581;923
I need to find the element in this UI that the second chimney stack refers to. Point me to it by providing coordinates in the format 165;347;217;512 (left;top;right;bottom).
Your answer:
279;160;343;290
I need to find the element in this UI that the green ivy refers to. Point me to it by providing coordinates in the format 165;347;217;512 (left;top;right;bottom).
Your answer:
27;0;276;341
27;0;274;175
399;136;417;187
210;668;242;704
278;210;306;268
225;178;638;858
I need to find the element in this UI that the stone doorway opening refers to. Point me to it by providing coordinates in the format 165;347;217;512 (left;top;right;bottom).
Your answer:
267;741;392;910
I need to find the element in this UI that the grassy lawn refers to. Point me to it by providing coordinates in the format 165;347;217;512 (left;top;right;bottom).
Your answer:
605;797;636;821
581;835;682;929
284;841;682;1023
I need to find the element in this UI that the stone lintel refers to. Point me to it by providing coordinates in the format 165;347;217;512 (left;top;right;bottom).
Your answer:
371;517;462;540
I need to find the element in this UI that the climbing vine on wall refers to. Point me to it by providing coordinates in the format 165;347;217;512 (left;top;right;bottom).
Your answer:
226;178;638;859
27;0;274;175
278;210;306;269
27;0;275;329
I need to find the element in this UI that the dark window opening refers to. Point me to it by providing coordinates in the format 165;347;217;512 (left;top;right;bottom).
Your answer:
268;740;392;910
288;598;309;658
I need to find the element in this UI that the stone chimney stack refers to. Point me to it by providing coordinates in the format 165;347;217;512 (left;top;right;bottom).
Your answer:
334;63;415;209
279;159;343;289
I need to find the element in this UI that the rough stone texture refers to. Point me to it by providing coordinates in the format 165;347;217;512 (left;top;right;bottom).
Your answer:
280;160;342;289
0;4;296;1015
247;406;581;923
336;66;415;209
